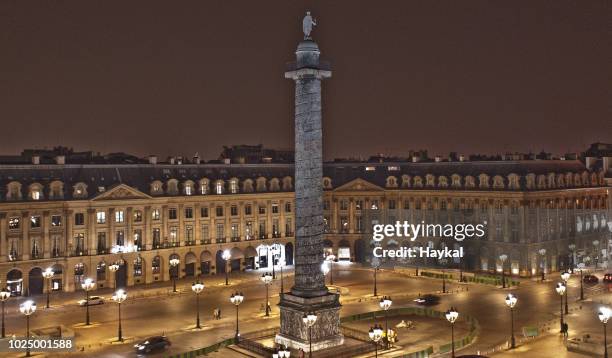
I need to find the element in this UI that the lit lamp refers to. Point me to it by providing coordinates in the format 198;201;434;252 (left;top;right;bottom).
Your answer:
81;278;96;325
108;263;120;290
302;312;317;358
445;307;459;358
555;282;566;332
505;293;518;349
368;324;383;358
576;263;585;300
261;273;273;317
191;281;205;329
326;254;336;285
277;345;291;358
111;289;127;341
379;296;392;349
222;249;231;285
42;267;54;309
230;291;244;343
598;306;610;358
169;258;180;292
561;271;571;314
0;288;11;338
20;300;37;357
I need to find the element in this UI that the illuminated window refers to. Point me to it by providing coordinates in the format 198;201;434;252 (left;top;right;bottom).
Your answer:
96;211;106;224
115;210;124;223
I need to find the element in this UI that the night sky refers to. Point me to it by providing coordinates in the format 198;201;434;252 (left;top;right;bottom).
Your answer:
1;1;610;160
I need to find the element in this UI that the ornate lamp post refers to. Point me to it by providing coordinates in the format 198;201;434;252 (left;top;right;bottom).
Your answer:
326;254;336;285
278;258;286;294
302;312;317;358
368;324;383;358
81;278;96;325
599;306;610;358
169;258;180;292
191;281;204;329
0;287;10;338
42;267;54;309
577;263;585;300
230;291;244;342
445;307;459;358
538;249;547;281
561;271;571;314
19;300;37;357
222;249;231;285
372;257;380;297
108;263;120;290
261;273;273;316
505;293;517;349
379;296;392;349
499;254;508;288
111;289;127;341
556;282;566;332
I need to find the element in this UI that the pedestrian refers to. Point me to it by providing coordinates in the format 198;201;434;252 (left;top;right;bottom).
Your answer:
218;308;221;319
299;348;304;358
213;308;218;320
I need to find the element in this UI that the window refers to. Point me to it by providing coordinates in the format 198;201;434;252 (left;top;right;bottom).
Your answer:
231;223;239;240
371;200;379;210
115;210;124;223
323;200;330;210
340;216;349;233
169;227;178;245
134;229;142;250
184;207;193;219
133;210;143;222
440;200;447;211
185;225;194;243
231;205;238;216
133;256;143;277
216;206;224;217
356;216;364;232
96;262;106;281
74;213;85;226
388;200;396;210
152;256;161;274
403;200;410;210
97;232;107;253
31;238;40;258
245;221;253;239
74;233;85;254
356;200;363;210
258;220;266;238
152;228;161;248
152;209;161;220
229;180;239;194
200;207;209;218
32;189;41;200
97;211;106;224
216;223;225;241
215;181;223;194
116;230;125;246
199;181;209;195
51;215;62;227
323;216;330;232
9;217;20;230
273;219;280;237
30;216;41;229
272;204;279;214
185;185;193;196
340;200;348;211
285;202;292;212
169;208;177;220
285;218;293;235
245;204;252;215
259;206;266;215
201;225;209;242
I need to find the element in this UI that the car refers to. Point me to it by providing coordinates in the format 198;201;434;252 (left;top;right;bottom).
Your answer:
603;273;612;283
413;294;440;306
134;336;171;354
78;295;105;306
583;275;599;284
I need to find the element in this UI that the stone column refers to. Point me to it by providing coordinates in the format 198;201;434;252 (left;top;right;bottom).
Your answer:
22;211;30;260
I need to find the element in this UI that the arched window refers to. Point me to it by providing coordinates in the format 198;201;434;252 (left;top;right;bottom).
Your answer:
166;179;179;195
133;256;143;277
243;179;254;193
322;177;332;189
49;181;64;199
152;256;161;275
73;183;88;199
438;176;448;188
199;179;209;194
256;177;267;192
229;178;239;194
386;176;398;188
282;176;293;190
215;180;224;194
269;178;280;191
183;180;194;196
29;183;43;200
6;181;22;201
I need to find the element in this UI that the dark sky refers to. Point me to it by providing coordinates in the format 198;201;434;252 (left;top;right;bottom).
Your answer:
1;1;610;160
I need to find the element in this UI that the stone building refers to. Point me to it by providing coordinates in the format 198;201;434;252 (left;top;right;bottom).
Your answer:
0;158;608;295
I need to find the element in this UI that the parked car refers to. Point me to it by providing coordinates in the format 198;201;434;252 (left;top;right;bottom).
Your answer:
603;273;612;283
413;294;440;306
134;336;171;354
583;275;599;284
78;295;105;306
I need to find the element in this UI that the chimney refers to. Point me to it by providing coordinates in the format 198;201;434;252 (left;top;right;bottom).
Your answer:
169;157;176;165
435;155;442;163
32;155;40;165
585;157;596;170
193;153;201;164
148;155;157;165
459;155;466;162
55;155;65;165
223;158;231;165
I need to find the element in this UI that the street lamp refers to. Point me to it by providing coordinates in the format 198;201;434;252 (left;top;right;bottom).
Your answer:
499;254;508;288
368;324;383;358
372;257;381;297
111;289;127;341
538;249;547;281
556;282;566;332
302;311;317;358
379;296;392;349
0;287;10;338
19;300;36;357
561;271;571;314
191;281;204;329
261;273;273;316
277;345;291;358
230;291;244;343
169;258;180;292
598;306;610;358
42;267;54;309
108;263;120;290
445;307;459;358
278;258;286;295
505;293;517;349
222;249;231;285
326;254;336;285
440;258;448;293
577;263;585;301
81;278;96;325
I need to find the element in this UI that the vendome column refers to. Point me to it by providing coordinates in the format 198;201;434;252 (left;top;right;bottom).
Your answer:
276;14;343;352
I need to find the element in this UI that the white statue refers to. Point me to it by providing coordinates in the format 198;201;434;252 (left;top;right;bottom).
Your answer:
302;11;316;39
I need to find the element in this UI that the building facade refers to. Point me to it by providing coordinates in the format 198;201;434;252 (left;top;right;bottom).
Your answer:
0;159;608;295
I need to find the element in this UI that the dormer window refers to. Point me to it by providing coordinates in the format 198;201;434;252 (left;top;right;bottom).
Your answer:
229;179;239;194
150;181;163;196
199;179;209;194
73;183;88;198
215;181;224;194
